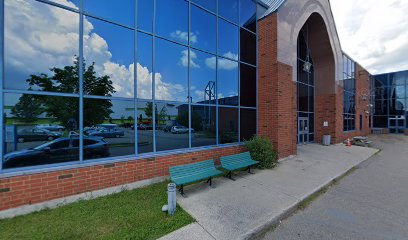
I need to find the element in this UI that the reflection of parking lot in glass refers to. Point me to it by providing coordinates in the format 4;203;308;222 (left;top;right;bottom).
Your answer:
4;125;80;169
156;129;188;152
100;128;135;157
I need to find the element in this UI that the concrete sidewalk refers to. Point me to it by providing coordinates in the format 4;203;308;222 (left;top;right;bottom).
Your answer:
159;143;378;240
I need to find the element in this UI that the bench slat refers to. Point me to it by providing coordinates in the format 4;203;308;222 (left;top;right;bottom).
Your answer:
169;159;221;186
220;152;259;171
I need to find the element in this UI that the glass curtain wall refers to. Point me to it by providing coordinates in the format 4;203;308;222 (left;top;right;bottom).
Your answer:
373;70;408;133
343;55;356;132
297;28;315;143
0;0;258;171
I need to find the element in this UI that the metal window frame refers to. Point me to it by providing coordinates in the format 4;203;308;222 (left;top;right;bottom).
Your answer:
0;0;259;175
296;28;315;144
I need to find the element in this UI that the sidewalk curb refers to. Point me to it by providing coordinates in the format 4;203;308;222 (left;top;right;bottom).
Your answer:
243;148;380;240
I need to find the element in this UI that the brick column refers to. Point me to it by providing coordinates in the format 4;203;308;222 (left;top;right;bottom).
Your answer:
258;14;297;158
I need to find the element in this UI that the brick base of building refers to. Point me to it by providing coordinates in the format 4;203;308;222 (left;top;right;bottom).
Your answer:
0;145;245;211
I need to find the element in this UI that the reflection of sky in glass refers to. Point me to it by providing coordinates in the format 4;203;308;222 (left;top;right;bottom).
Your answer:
218;19;239;59
191;4;216;53
50;0;79;9
83;0;135;27
84;16;135;98
240;0;257;30
155;38;188;102
191;0;216;12
4;0;79;92
137;32;153;100
219;0;239;23
156;0;188;43
137;0;153;32
218;58;239;106
190;50;216;103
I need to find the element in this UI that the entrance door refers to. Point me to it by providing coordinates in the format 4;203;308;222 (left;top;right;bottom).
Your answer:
298;117;309;144
389;116;405;134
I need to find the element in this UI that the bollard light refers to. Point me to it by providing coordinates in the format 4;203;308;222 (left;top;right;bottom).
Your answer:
167;183;177;216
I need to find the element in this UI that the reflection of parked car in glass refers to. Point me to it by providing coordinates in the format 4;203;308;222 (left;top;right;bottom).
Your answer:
35;124;65;132
3;137;110;168
88;128;125;138
119;123;133;128
17;128;62;143
171;126;194;134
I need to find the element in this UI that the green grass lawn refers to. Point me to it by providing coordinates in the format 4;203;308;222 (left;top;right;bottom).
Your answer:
0;182;194;240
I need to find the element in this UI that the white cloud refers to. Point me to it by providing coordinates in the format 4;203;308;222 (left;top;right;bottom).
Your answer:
170;30;198;44
5;0;185;101
331;0;408;74
179;50;200;68
205;52;239;70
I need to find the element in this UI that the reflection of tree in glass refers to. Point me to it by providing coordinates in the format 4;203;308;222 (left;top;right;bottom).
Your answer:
11;90;44;123
144;102;168;124
20;57;115;128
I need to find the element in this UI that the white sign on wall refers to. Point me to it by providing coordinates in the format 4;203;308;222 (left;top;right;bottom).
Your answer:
323;121;329;127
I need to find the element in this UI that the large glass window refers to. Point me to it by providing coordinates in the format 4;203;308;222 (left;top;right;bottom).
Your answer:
155;102;189;152
83;16;135;98
156;0;188;44
219;0;239;23
154;39;188;102
218;19;239;60
240;29;256;65
1;0;258;172
217;58;239;106
83;99;135;160
219;107;239;144
137;0;154;33
240;0;257;32
343;55;356;132
137;101;154;154
83;0;135;27
240;108;256;141
190;5;216;53
240;64;256;107
191;105;216;147
192;0;216;12
190;50;217;104
137;32;153;100
3;93;79;169
4;0;80;93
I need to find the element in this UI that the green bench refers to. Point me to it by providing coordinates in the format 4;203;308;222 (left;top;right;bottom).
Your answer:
220;152;259;180
169;160;222;196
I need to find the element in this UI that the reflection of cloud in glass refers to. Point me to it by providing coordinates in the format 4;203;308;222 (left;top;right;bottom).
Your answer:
5;0;187;102
179;50;200;68
205;52;239;70
170;30;198;44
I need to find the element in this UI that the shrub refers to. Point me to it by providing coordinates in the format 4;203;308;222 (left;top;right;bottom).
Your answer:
244;136;278;169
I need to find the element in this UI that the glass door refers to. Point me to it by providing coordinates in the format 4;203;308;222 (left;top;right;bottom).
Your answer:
298;117;309;144
389;116;405;133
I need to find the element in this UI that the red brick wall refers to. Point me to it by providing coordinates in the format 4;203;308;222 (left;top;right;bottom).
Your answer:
258;13;297;158
338;64;371;142
0;146;245;211
315;94;337;143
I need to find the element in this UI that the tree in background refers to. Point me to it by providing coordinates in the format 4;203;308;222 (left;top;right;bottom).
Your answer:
11;90;44;123
23;57;114;128
144;102;168;125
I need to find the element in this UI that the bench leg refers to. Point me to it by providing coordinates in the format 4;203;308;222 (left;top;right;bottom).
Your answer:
207;177;212;186
226;171;236;181
247;166;254;174
179;185;185;197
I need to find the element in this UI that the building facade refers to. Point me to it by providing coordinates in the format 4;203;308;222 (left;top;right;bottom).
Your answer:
0;0;371;212
372;70;408;134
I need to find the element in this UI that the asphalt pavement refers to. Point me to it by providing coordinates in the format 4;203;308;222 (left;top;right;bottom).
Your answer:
262;134;408;240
